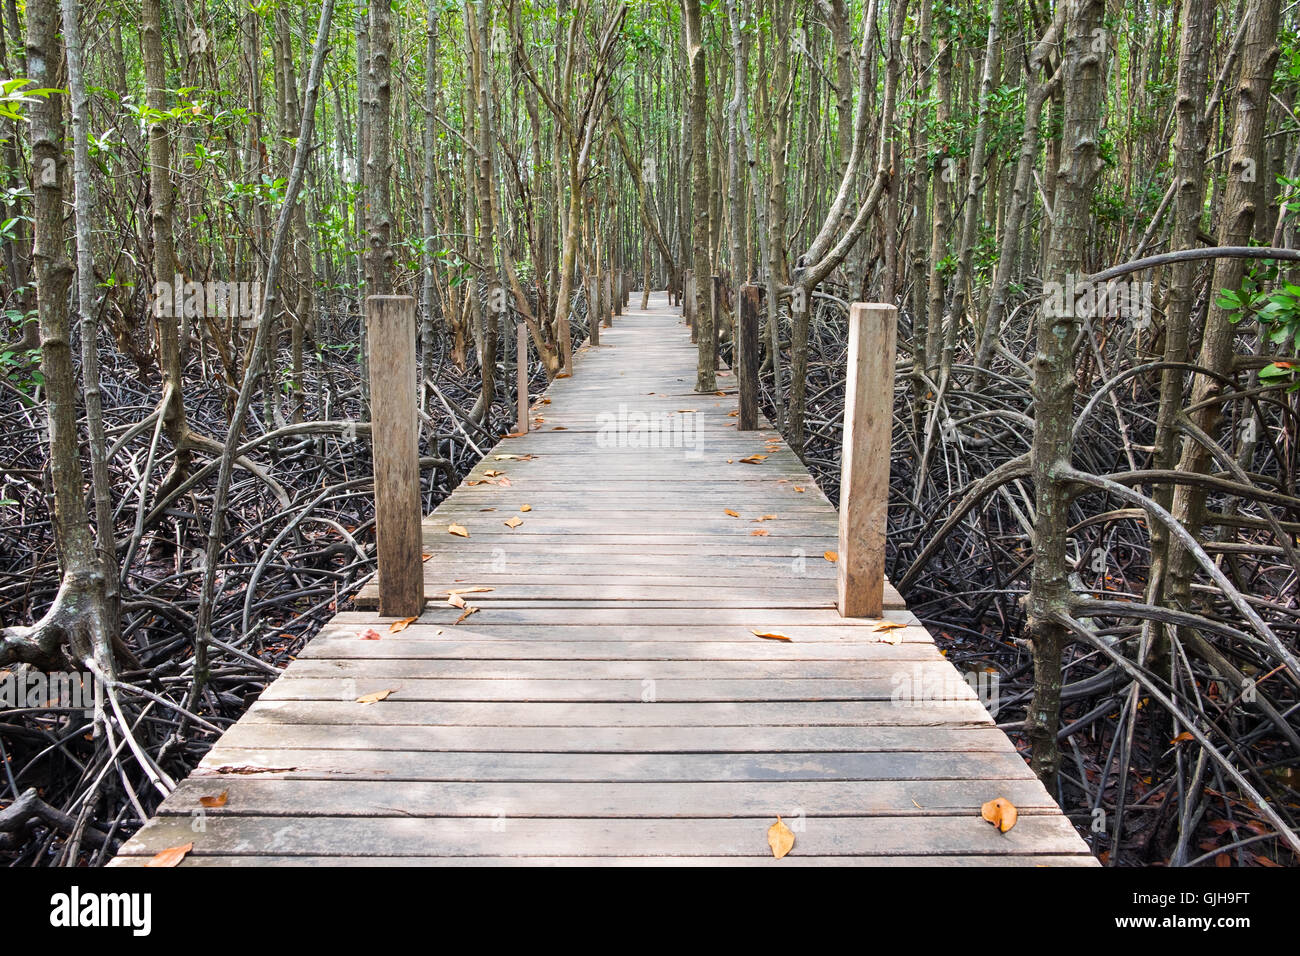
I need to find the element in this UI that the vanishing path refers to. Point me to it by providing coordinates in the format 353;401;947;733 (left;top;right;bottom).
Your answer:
113;291;1094;865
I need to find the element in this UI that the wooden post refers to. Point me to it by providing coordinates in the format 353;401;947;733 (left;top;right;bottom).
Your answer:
710;275;722;371
613;265;623;316
687;272;697;342
622;274;630;307
516;321;529;432
603;272;613;326
366;295;425;619
588;271;599;346
837;302;897;619
737;284;759;430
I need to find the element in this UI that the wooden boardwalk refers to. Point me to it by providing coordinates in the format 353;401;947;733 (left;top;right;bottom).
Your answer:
112;291;1095;866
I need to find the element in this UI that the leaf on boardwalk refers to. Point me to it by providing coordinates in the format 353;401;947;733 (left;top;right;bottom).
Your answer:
728;410;739;417
494;454;535;461
793;486;806;493
360;628;383;641
356;689;393;705
677;408;697;413
552;426;567;430
454;606;480;625
146;843;193;868
520;504;532;512
198;790;228;809
750;529;769;536
824;551;838;562
739;454;767;464
751;629;791;642
981;797;1018;833
497;476;512;486
767;817;794;859
448;524;470;538
447;592;467;608
504;431;527;438
484;470;505;477
444;587;494;595
504;516;523;528
871;621;905;631
754;514;776;522
389;617;417;633
724;509;741;517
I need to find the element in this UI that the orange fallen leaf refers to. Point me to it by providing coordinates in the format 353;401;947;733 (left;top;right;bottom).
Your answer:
750;529;769;536
448;524;469;538
871;621;905;631
199;790;228;809
447;592;468;608
504;516;523;528
454;606;480;625
751;629;791;642
981;797;1018;833
824;551;839;562
767;817;795;859
739;455;767;464
520;504;532;512
389;617;417;633
356;689;394;704
1171;731;1194;744
360;628;382;641
443;587;494;595
754;514;777;522
484;469;504;477
793;486;806;493
146;843;193;868
725;509;741;518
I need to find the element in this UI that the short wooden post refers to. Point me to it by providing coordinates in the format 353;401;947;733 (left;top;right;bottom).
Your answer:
622;275;630;307
738;284;759;430
588;270;600;346
613;265;623;316
516;321;529;432
837;302;897;619
603;272;613;326
366;295;425;619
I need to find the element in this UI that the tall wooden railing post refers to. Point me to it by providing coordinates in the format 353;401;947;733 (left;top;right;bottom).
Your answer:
687;271;697;342
837;302;897;618
366;295;426;619
588;269;600;346
710;275;722;370
516;321;529;432
737;284;759;430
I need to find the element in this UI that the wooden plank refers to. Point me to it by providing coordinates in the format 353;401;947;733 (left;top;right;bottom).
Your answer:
114;814;1092;858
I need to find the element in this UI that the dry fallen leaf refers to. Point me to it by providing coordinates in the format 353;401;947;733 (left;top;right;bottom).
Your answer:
356;689;394;705
447;592;467;609
824;551;839;562
146;843;193;868
443;586;494;595
520;504;532;512
448;524;470;538
751;629;791;642
871;621;906;631
484;469;504;477
389;617;417;633
360;628;382;641
767;817;795;859
504;516;523;529
981;797;1019;833
750;529;769;536
198;790;228;809
793;485;806;493
454;606;480;625
724;509;741;518
739;454;768;464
